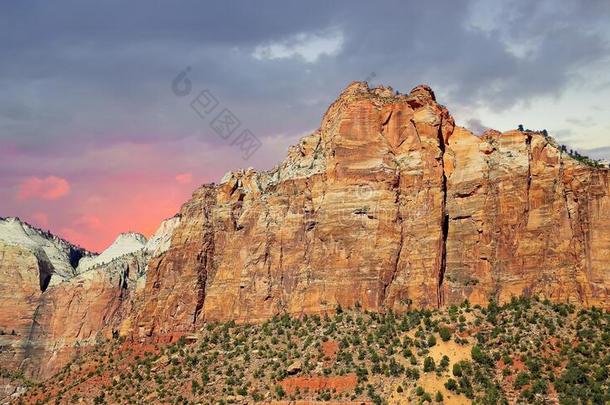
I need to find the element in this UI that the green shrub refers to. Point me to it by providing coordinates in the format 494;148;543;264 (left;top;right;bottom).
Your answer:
452;363;462;377
274;385;286;399
424;357;436;372
514;372;530;389
445;378;458;391
439;327;452;342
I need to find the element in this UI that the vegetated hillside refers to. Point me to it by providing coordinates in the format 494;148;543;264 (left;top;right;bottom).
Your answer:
9;297;610;405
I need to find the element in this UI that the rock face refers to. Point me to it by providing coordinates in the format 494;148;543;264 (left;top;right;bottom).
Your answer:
1;82;609;383
0;218;93;377
443;128;610;306
0;217;178;382
135;82;610;339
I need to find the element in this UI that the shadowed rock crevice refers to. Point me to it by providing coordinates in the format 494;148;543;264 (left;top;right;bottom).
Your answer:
438;213;449;307
68;247;87;270
525;132;533;220
35;252;54;293
437;118;450;308
193;198;215;326
382;171;403;307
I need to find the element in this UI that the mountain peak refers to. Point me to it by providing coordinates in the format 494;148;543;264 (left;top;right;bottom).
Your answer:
77;232;147;272
114;232;148;245
409;84;436;101
0;216;91;281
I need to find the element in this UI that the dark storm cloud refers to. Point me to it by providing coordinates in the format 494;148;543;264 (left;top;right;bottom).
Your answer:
1;0;610;160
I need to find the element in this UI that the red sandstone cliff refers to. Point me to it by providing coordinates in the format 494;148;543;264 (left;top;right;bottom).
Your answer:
1;82;609;385
135;82;609;338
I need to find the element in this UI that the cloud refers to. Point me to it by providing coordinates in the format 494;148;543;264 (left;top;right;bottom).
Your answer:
585;146;610;160
58;227;88;249
2;0;609;155
74;214;102;230
175;172;193;184
17;176;70;200
253;29;344;63
565;117;596;127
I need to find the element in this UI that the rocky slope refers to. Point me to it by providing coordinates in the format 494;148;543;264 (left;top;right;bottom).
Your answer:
1;82;609;391
76;232;147;272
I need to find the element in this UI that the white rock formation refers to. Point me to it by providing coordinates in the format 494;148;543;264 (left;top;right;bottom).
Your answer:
145;216;180;257
77;232;147;272
0;217;90;285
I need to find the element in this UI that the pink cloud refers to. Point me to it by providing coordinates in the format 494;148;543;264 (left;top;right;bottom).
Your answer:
31;212;50;228
175;172;193;184
17;176;70;201
74;214;102;230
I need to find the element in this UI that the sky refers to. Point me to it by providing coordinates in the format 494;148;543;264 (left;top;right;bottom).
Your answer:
1;0;610;252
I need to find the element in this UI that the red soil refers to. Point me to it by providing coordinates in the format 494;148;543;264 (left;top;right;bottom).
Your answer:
322;340;339;358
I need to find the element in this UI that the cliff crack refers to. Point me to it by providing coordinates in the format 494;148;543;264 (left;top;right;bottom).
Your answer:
437;120;449;308
192;190;215;326
382;170;402;307
559;152;574;237
525;133;533;220
381;109;393;127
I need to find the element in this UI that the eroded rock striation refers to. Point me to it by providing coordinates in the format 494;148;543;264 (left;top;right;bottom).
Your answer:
1;82;609;385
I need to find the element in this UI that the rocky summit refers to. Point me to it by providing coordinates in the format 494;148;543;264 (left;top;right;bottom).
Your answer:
0;82;609;398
